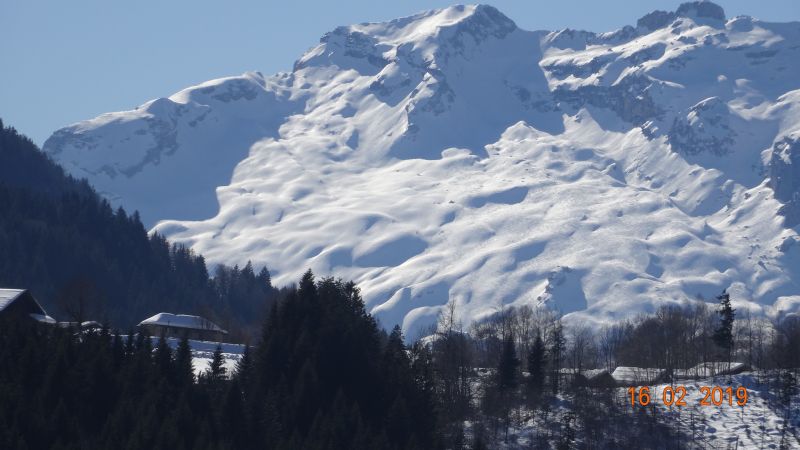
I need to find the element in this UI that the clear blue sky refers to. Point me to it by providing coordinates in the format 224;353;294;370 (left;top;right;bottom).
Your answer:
1;0;797;146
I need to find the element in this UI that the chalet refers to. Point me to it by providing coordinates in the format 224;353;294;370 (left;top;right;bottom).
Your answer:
582;369;617;388
0;289;55;324
674;362;750;380
558;368;618;388
57;320;104;331
138;313;227;342
611;367;668;386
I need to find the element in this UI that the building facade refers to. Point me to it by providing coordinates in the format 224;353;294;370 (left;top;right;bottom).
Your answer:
138;312;228;342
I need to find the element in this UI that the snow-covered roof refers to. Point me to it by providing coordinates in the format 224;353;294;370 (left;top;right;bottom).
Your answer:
30;313;56;324
0;289;25;311
138;313;227;334
582;369;611;381
611;367;666;385
558;368;613;382
675;362;749;379
0;289;50;321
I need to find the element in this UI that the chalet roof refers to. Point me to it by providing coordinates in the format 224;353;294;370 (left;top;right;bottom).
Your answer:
0;289;25;312
30;313;56;324
675;362;749;379
0;289;54;323
138;313;227;334
582;369;611;381
558;368;612;380
611;367;666;385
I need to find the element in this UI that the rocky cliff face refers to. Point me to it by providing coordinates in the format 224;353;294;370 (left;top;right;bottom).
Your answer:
769;134;800;227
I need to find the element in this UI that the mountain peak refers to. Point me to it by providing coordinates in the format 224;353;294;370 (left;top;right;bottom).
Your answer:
676;1;726;21
296;4;516;73
347;4;516;44
637;1;726;31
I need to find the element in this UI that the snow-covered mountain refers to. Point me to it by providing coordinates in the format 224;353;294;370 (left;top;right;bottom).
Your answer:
44;2;800;336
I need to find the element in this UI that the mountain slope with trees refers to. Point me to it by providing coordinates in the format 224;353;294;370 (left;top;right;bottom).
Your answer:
0;119;276;332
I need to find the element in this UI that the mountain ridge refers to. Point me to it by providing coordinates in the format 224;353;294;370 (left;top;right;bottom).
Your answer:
43;2;800;336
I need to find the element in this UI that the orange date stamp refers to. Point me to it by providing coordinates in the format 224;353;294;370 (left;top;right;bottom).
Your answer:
627;386;748;407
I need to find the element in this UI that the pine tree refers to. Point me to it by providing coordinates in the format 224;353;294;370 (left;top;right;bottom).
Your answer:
208;344;227;383
550;323;565;395
174;336;194;386
154;334;172;377
497;334;519;391
384;325;410;381
257;267;272;288
527;331;547;398
713;290;735;361
234;344;253;385
298;269;317;301
220;379;245;446
779;370;797;450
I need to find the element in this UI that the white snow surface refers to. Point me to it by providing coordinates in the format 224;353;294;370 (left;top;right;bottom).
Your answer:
646;374;797;448
44;3;800;337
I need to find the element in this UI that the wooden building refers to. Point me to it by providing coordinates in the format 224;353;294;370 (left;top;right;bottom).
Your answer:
0;289;55;324
611;367;668;386
559;368;618;388
138;312;227;342
581;369;618;388
674;362;750;380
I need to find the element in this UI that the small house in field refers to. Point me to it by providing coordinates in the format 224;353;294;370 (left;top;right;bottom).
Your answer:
138;313;227;342
0;289;55;324
611;367;668;386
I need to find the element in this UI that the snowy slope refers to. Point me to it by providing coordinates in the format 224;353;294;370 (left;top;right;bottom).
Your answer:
44;2;800;337
475;372;796;448
646;374;796;448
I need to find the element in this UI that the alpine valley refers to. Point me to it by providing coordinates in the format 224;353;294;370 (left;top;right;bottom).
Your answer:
44;1;800;337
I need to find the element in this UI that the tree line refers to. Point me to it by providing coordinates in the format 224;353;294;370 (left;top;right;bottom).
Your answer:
0;271;440;450
424;292;800;448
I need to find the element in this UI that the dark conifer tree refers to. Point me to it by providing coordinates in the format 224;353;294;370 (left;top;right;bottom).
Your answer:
527;331;547;397
174;336;194;386
234;344;253;387
713;290;735;359
208;344;227;383
497;334;519;391
298;269;317;301
549;323;565;395
257;267;272;288
154;335;172;378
